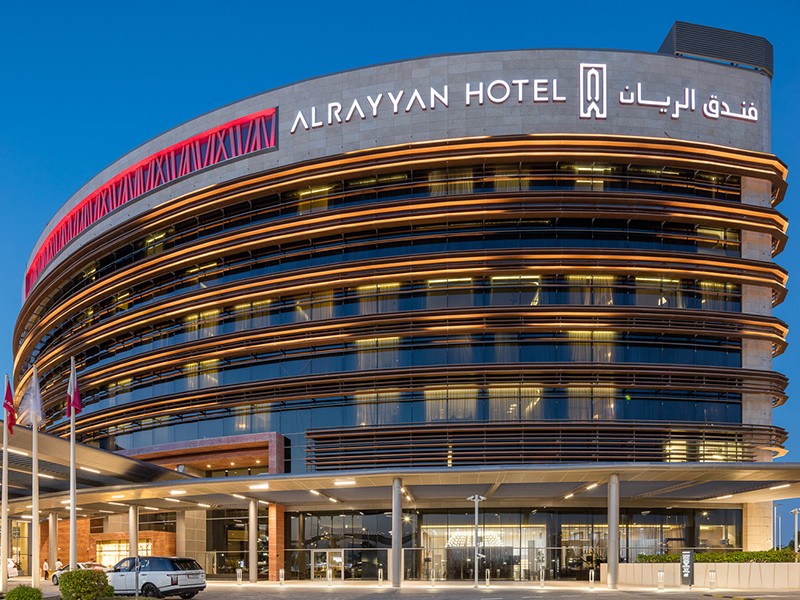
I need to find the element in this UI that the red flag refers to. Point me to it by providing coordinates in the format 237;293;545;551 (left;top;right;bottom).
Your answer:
67;357;81;417
4;376;16;435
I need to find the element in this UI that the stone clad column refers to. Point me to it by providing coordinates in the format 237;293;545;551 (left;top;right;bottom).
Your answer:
128;506;139;558
176;511;186;556
249;500;258;583
49;513;57;578
607;474;620;589
268;503;285;581
391;478;402;588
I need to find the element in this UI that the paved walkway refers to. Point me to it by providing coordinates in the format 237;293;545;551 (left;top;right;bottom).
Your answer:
7;578;800;600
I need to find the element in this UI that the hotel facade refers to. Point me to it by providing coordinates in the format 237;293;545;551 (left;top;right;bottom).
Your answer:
10;23;794;585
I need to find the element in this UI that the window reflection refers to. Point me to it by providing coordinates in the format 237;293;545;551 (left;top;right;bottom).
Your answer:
427;278;473;309
429;167;474;196
567;275;615;306
487;386;543;420
636;277;684;308
490;275;541;306
355;337;400;370
356;283;399;314
567;331;616;363
424;388;478;422
354;391;401;426
185;309;220;340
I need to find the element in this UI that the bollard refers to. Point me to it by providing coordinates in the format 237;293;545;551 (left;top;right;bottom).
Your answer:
327;567;333;586
709;569;716;590
589;568;595;590
657;569;664;591
279;568;285;585
378;568;384;586
236;568;242;584
485;568;490;587
539;567;545;588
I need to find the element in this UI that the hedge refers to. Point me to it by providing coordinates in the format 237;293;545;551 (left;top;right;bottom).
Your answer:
637;548;797;563
5;585;43;600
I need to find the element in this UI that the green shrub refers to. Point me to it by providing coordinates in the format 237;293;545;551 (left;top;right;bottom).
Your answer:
636;553;680;563
58;569;115;600
5;585;43;600
637;548;797;563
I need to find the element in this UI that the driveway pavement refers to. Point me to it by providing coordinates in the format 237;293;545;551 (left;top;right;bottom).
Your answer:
11;577;800;600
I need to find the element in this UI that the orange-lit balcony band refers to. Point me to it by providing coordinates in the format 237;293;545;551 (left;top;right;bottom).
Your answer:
27;305;788;398
48;364;788;439
15;204;789;366
24;133;787;301
16;249;788;379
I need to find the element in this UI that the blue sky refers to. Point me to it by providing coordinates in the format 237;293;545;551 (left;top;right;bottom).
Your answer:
2;1;800;541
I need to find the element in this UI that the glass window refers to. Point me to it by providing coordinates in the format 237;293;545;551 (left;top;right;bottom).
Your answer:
489;275;541;306
424;388;478;422
635;277;684;308
566;275;615;306
487;386;544;420
355;283;400;314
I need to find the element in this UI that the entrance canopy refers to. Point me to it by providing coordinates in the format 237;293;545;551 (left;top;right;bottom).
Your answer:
0;425;190;502
5;432;800;517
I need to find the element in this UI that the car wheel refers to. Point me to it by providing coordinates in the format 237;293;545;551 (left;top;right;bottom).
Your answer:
142;583;162;598
52;575;58;585
179;593;197;599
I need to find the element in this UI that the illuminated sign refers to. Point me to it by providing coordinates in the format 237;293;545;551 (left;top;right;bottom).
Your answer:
26;108;277;296
290;62;759;133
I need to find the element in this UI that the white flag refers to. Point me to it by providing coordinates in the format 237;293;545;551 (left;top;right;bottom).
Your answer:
18;364;43;427
67;356;81;417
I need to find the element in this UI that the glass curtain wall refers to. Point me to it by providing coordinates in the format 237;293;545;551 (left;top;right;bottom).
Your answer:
284;509;741;581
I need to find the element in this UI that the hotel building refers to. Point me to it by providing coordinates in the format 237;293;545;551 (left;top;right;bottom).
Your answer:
9;22;794;585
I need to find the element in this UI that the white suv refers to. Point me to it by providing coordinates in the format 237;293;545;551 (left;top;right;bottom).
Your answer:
108;556;206;598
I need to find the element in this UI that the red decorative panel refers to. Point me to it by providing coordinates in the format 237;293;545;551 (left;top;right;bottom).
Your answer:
26;107;277;296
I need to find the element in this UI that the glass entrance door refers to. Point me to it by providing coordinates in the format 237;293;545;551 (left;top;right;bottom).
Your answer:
312;550;345;581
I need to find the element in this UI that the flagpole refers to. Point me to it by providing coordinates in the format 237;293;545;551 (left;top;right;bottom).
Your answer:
1;375;10;594
32;416;39;588
69;357;77;571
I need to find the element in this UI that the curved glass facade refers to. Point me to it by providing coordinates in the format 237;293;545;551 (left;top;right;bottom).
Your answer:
16;147;788;465
12;41;791;581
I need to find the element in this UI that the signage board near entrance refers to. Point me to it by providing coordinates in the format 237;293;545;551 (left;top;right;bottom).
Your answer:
680;549;694;586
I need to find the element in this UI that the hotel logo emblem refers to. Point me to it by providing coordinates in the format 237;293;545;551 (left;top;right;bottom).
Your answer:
579;63;607;119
